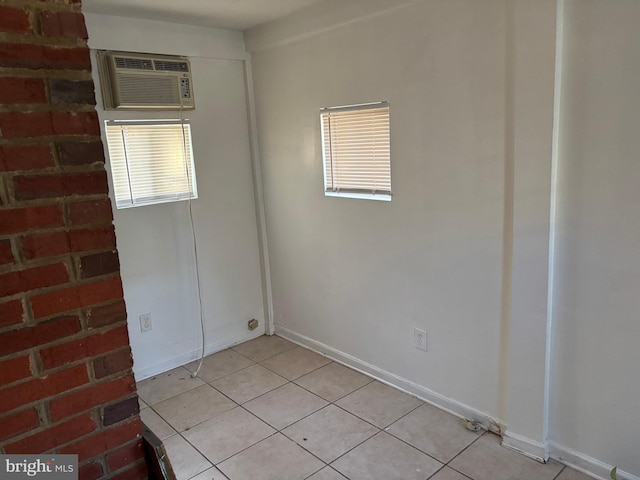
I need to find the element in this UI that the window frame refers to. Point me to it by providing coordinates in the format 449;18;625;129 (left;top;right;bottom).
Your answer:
320;101;391;202
104;119;198;209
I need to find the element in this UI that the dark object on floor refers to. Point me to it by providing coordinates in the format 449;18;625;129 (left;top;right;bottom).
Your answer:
143;422;176;480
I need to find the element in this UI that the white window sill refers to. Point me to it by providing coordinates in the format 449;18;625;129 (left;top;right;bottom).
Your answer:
324;191;392;202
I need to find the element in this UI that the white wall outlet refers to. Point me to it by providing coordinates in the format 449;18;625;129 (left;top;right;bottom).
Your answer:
139;313;152;333
414;327;427;352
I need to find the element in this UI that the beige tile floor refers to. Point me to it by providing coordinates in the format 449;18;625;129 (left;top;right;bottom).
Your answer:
136;335;593;480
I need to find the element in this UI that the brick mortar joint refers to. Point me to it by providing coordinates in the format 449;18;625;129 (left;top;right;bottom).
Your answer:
1;2;81;13
0;104;98;113
8;236;21;264
0;234;117;253
78;455;107;470
102;393;139;410
0;135;103;146
0;310;127;343
0;315;80;341
0;176;108;191
0;32;87;48
0;349;131;388
0;69;94;80
2;164;106;175
6;164;108;175
0;411;142;454
0;254;118;274
0;225;115;243
34;402;48;430
0;268;78;298
0;175;9;205
1;194;110;207
0;365;92;416
0;278;124;323
30;336;44;374
0;368;135;420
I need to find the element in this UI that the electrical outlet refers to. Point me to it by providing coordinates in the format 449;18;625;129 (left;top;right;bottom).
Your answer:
414;327;427;352
139;313;152;333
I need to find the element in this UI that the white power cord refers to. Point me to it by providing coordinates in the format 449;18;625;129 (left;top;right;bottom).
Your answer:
463;419;484;432
177;106;206;378
188;192;205;378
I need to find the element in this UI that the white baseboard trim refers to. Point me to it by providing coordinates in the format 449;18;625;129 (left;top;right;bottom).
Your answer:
275;325;505;434
133;327;265;381
276;326;638;480
548;441;639;480
502;430;548;463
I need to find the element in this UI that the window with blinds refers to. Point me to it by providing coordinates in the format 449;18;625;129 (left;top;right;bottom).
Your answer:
321;102;391;201
105;120;197;209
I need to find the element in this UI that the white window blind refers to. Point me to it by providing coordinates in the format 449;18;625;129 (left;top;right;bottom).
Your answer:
321;102;391;201
105;120;197;209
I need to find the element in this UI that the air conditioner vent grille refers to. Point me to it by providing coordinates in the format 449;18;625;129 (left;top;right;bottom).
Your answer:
117;75;180;106
98;51;195;110
153;60;189;72
114;56;153;70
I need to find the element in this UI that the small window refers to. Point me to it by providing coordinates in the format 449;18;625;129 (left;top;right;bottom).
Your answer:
105;120;197;209
321;102;391;201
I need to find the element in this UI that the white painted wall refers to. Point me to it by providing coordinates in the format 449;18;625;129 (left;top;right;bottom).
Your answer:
249;0;508;421
85;14;266;379
248;0;640;475
550;1;640;476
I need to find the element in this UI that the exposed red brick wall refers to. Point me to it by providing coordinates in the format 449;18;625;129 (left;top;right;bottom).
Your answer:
0;2;147;479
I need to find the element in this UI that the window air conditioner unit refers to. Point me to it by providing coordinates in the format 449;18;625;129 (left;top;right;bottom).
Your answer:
97;51;195;110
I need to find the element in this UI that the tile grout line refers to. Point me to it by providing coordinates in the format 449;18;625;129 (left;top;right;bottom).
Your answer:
141;340;367;413
309;396;426;474
217;370;400;477
209;367;289;405
143;360;333;475
256;351;333;382
236;387;364;474
378;401;485;471
149;338;551;480
138;365;206;406
147;382;240;431
240;381;328;430
553;466;568;480
141;338;299;479
153;369;422;478
442;431;489;479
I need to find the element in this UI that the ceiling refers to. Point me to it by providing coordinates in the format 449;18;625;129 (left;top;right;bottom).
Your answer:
81;0;326;31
